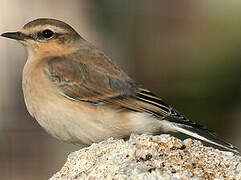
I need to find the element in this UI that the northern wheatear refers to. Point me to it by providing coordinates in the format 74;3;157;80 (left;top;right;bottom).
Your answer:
1;18;239;153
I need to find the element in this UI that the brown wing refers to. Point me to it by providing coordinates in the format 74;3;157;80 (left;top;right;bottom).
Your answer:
43;52;239;152
44;54;137;103
43;51;172;117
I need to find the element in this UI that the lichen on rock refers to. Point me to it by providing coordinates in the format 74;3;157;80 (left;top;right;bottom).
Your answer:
50;134;241;180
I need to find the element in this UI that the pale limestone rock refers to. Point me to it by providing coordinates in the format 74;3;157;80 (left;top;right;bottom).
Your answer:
50;134;241;180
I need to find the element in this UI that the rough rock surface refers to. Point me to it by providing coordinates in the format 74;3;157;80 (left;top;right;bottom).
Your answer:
50;134;241;180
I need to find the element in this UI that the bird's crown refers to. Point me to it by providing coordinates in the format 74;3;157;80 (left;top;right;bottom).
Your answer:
2;18;80;43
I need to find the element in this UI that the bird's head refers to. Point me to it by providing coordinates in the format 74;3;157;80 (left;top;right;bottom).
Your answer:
1;18;81;57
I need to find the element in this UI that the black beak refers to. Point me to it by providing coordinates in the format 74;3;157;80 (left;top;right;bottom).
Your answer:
1;31;25;41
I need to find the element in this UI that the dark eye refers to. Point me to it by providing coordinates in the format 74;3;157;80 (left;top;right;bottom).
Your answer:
42;29;54;39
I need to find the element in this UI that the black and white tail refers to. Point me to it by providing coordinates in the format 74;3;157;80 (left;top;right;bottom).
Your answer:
173;123;239;153
137;89;239;153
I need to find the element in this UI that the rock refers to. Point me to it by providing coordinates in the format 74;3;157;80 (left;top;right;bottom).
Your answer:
50;134;241;180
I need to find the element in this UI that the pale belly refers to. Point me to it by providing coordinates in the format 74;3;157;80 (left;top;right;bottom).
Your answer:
25;91;169;145
22;61;118;145
22;60;165;146
24;93;167;145
24;90;132;145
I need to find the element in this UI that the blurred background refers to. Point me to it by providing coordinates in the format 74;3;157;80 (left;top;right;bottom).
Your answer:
0;0;240;179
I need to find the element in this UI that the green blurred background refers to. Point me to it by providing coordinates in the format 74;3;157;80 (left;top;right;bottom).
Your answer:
0;0;240;179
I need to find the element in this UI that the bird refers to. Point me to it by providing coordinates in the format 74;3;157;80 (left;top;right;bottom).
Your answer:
1;18;239;153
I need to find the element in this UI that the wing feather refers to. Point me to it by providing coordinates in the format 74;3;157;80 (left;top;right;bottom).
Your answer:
43;53;173;117
42;48;238;152
43;53;197;125
44;54;137;102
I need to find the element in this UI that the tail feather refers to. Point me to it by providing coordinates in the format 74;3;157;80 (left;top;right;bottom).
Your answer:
137;89;239;153
174;124;239;153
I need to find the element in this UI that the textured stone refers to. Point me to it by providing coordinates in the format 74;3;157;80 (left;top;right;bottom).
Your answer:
50;134;241;180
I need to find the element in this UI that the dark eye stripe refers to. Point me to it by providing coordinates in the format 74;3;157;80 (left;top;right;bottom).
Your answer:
34;29;55;40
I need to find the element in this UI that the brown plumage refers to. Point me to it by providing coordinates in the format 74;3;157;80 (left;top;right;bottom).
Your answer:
1;18;239;153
